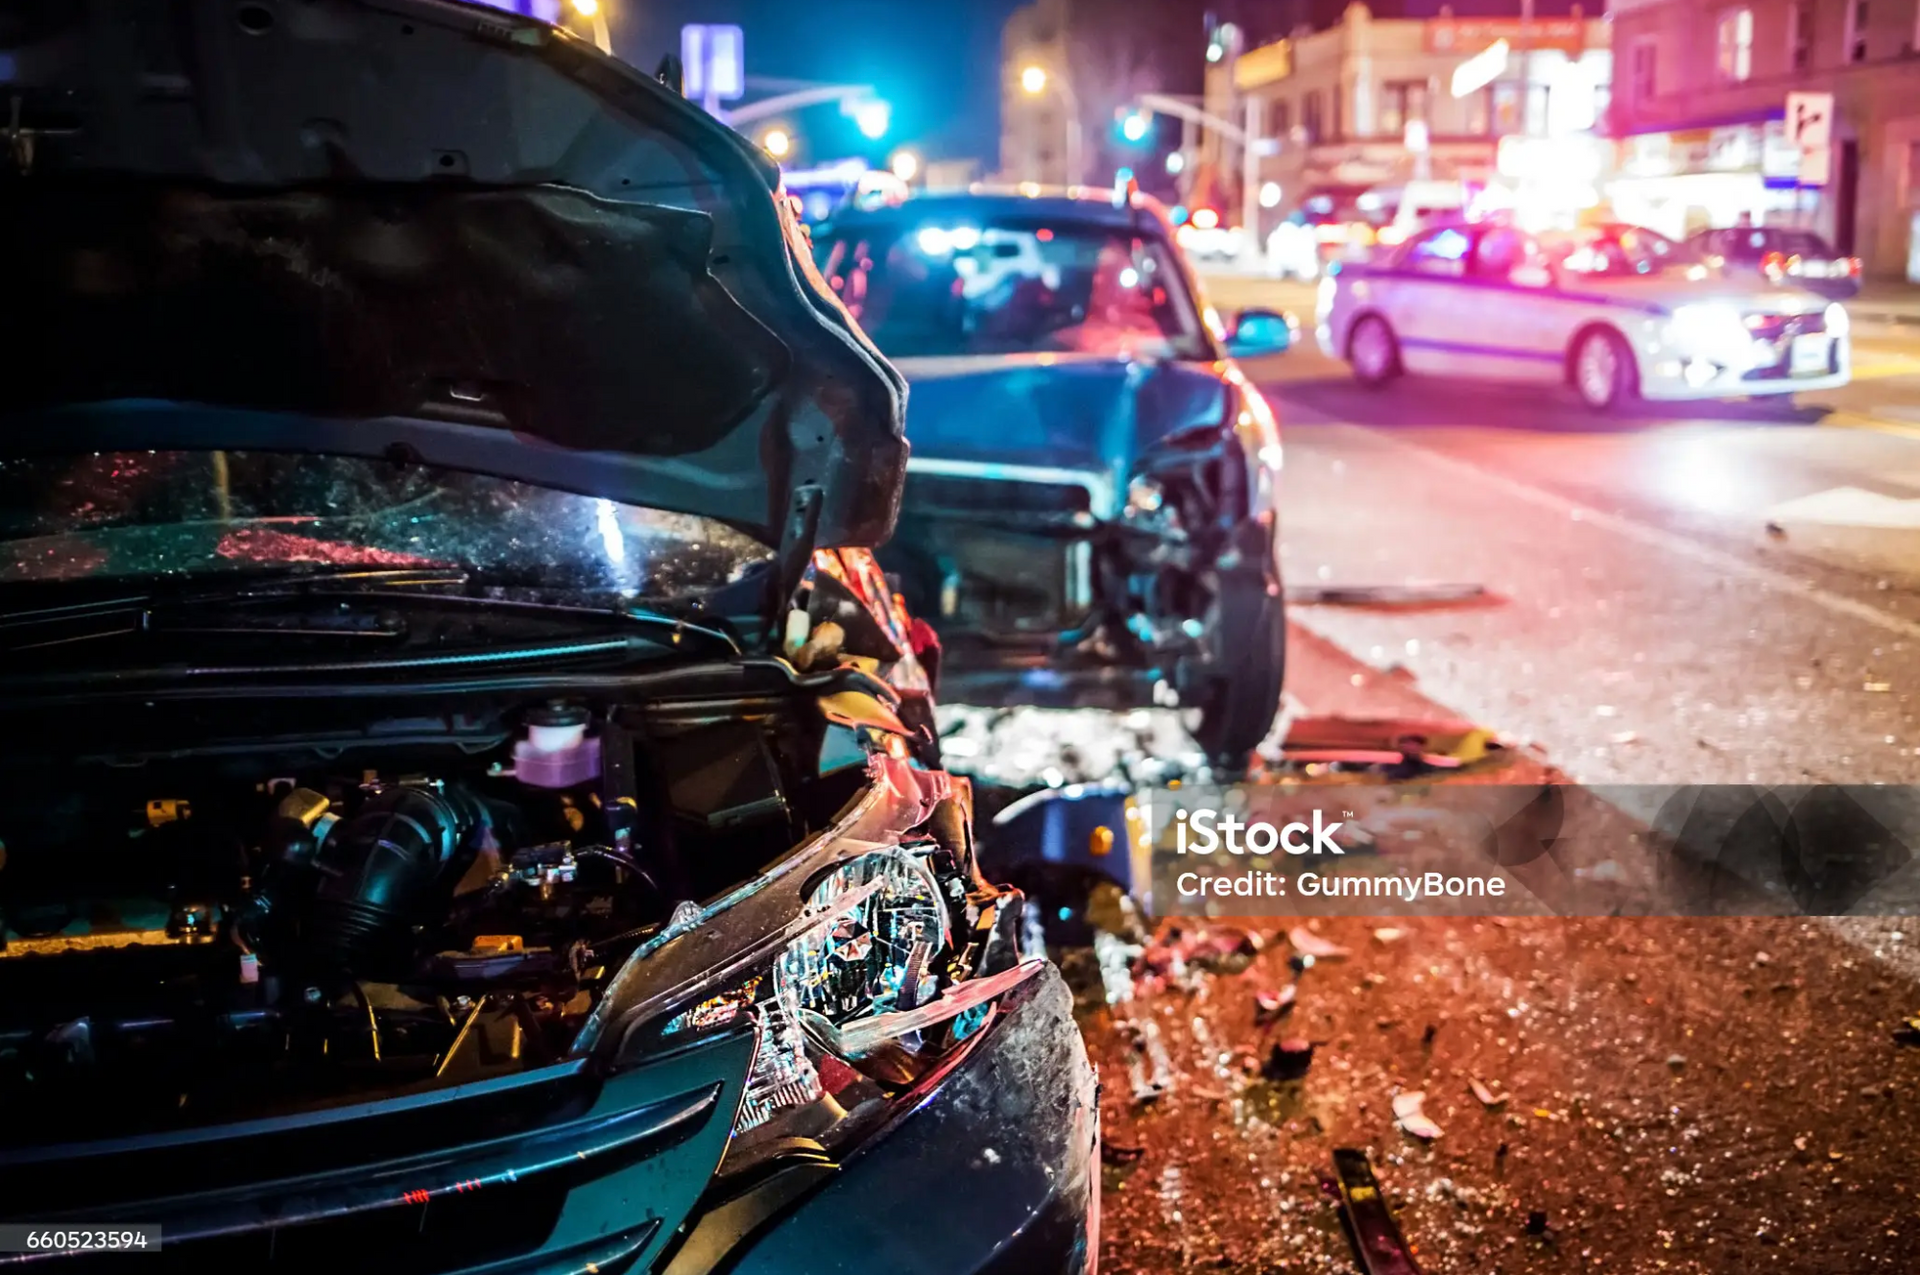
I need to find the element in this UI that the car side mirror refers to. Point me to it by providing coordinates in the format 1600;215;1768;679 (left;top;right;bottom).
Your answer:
1226;307;1297;358
1509;263;1554;290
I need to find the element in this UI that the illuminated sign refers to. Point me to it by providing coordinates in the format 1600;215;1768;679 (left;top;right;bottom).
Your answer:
1451;39;1509;98
1428;18;1587;55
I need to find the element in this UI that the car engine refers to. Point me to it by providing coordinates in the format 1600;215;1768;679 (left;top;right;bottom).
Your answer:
0;696;849;1145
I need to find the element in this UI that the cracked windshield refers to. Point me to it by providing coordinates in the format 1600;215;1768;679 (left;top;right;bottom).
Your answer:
5;2;1920;1274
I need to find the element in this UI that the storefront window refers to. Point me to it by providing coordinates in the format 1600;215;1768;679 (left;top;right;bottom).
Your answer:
1379;81;1429;140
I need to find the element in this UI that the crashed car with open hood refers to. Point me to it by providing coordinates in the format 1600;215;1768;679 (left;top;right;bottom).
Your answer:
814;189;1291;769
0;4;1096;1273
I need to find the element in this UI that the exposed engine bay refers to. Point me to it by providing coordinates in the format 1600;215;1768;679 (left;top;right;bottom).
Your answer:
0;676;1001;1152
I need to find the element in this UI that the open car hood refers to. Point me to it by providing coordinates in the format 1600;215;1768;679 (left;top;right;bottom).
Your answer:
0;0;907;552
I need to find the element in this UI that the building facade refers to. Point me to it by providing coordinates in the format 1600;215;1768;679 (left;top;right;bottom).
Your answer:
1203;3;1610;240
1608;0;1920;280
1000;0;1075;185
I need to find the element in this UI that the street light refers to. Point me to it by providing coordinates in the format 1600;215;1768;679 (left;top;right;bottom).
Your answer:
760;128;792;159
853;99;891;140
1018;61;1083;186
567;0;611;55
890;149;920;182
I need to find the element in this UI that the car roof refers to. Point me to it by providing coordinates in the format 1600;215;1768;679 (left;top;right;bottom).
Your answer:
822;185;1175;234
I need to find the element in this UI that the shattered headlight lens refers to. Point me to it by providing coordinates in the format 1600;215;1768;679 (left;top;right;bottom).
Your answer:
645;845;1042;1183
774;849;950;1024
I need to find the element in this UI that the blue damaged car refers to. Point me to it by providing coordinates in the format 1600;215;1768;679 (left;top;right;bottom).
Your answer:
814;190;1293;767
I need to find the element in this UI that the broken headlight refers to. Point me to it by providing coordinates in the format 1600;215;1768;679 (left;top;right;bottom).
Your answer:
773;849;950;1024
653;845;1039;1182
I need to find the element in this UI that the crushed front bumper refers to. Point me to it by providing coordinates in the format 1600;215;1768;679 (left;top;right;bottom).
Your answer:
666;964;1100;1275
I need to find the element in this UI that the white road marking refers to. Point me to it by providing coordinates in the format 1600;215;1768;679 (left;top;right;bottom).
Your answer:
1353;424;1920;643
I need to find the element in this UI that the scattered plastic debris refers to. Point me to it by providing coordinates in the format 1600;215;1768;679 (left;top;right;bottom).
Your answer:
1468;1077;1509;1109
1262;1038;1316;1081
1331;1148;1425;1274
1289;925;1351;960
1125;1016;1176;1104
1607;729;1639;745
1254;985;1297;1023
1392;1090;1443;1141
1864;682;1893;693
1373;927;1405;945
1895;1014;1920;1047
1288;581;1487;608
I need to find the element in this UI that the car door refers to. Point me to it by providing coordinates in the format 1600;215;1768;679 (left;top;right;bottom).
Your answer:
1381;224;1486;376
1463;225;1566;384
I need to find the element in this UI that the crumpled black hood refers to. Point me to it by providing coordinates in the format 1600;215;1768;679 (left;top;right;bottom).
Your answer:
0;0;907;552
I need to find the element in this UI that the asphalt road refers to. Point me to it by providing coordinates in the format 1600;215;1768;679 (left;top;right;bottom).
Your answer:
1071;271;1920;1274
1209;271;1920;789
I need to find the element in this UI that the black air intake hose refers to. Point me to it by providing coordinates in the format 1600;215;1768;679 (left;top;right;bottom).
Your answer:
305;784;484;970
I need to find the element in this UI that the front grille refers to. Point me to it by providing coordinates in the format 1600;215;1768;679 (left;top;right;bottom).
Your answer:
903;473;1094;517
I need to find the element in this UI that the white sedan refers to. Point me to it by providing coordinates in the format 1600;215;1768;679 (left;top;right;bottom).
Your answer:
1316;221;1851;410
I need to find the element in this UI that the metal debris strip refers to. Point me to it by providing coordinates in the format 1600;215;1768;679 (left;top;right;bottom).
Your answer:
1331;1148;1424;1275
1286;582;1488;608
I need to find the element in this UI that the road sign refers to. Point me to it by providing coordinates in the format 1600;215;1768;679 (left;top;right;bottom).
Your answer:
681;24;744;109
1786;90;1833;186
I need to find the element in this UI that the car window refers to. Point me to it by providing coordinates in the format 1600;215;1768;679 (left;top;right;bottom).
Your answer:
815;219;1209;360
1717;228;1832;259
1472;227;1554;287
1555;226;1703;277
1400;226;1472;278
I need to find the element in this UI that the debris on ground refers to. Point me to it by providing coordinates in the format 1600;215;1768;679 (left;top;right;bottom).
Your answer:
1331;1147;1425;1275
1101;1138;1146;1165
1134;921;1263;992
1392;1090;1443;1141
1254;985;1297;1023
1262;1037;1316;1081
1289;925;1352;960
1525;1209;1550;1236
1124;1015;1176;1104
1288;581;1488;608
1895;1014;1920;1047
1374;926;1405;945
1468;1077;1509;1109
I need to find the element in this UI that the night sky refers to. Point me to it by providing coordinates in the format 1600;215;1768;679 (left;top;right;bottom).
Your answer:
614;0;1027;167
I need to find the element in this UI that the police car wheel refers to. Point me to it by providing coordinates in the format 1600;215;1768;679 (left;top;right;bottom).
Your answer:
1349;315;1400;388
1574;328;1633;411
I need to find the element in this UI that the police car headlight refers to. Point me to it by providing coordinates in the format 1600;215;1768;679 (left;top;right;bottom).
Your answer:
1825;302;1850;338
1667;304;1751;361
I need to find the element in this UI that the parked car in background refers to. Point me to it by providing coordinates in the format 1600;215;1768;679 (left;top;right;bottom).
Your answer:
816;189;1293;768
1318;219;1851;410
1689;225;1863;299
0;7;1098;1274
